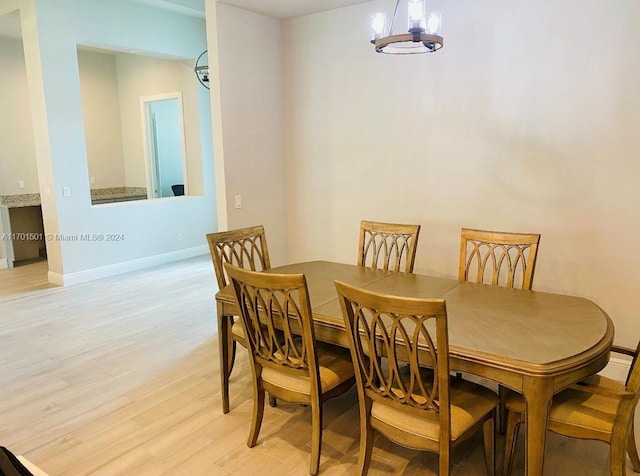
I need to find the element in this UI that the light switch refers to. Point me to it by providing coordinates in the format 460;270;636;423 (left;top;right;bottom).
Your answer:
62;186;71;197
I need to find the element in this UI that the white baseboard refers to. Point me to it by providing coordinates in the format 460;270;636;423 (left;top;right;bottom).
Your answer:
47;245;208;286
599;355;631;382
0;258;7;269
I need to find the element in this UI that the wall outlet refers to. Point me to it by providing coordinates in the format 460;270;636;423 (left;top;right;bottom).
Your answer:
90;176;96;185
235;194;242;209
177;232;183;241
18;180;24;189
44;186;51;197
62;186;71;197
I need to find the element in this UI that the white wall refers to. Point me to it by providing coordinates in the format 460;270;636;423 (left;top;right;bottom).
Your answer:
0;36;38;195
2;0;217;280
282;0;640;348
77;49;126;189
207;2;288;265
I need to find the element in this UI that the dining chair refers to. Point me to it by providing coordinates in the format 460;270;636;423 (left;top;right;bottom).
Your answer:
335;281;499;476
226;264;355;475
358;220;421;273
503;343;640;476
458;228;541;290
458;227;541;431
206;225;271;414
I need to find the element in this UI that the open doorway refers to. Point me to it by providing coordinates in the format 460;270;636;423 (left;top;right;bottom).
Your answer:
141;92;188;199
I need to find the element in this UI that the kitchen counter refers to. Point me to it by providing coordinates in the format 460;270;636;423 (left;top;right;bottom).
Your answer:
0;188;148;208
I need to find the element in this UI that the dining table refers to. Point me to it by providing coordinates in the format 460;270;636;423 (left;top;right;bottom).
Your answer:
215;260;614;476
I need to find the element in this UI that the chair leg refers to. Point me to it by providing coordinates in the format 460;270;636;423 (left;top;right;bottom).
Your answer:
482;413;495;476
247;384;265;448
627;419;640;472
439;444;451;476
309;401;323;476
502;409;522;476
269;394;277;407
498;385;507;434
358;399;374;476
218;307;232;414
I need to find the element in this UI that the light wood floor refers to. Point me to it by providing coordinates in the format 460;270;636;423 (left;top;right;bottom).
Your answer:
0;256;636;475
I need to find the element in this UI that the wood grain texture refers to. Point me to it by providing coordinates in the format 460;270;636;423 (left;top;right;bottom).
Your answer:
0;257;634;475
335;281;498;475
458;228;540;291
206;225;271;413
358;221;420;273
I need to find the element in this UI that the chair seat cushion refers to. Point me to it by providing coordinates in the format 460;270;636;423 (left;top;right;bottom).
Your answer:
371;379;499;441
261;343;354;396
504;376;622;434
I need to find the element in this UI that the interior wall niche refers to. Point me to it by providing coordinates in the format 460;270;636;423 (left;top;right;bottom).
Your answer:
76;46;198;205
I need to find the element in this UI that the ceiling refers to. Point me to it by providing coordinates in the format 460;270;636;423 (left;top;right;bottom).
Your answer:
215;0;372;19
0;0;373;41
131;0;373;19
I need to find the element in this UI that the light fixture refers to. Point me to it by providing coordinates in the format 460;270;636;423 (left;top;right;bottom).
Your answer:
371;0;443;54
194;50;210;89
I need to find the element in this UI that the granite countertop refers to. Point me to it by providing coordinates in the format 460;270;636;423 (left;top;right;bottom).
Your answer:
0;188;148;208
91;187;147;201
0;193;41;208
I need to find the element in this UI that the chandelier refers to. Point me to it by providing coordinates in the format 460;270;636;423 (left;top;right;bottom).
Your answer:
371;0;443;54
194;50;210;89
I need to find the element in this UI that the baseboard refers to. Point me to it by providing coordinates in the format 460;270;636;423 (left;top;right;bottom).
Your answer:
600;355;631;382
47;245;208;286
0;258;7;269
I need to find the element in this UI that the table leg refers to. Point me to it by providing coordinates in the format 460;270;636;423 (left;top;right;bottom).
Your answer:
522;376;553;476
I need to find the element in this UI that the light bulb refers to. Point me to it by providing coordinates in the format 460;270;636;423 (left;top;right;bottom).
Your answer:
407;0;426;32
371;12;387;41
426;12;441;35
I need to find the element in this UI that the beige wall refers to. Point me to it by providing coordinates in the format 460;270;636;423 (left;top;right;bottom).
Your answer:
0;36;38;195
115;54;205;193
281;0;640;347
77;49;126;189
209;2;288;265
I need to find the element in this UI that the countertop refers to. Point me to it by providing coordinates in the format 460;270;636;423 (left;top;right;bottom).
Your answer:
0;187;148;208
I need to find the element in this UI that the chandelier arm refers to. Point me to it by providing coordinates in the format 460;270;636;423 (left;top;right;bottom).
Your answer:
389;0;401;36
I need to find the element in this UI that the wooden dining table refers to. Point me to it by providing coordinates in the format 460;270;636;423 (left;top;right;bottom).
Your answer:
215;261;614;476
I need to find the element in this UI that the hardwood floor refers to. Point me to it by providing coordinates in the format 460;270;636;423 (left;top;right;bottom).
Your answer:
0;256;635;475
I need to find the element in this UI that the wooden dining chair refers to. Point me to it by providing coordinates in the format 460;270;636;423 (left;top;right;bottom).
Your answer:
503;343;640;476
206;225;271;414
358;220;421;273
226;264;355;476
458;228;541;290
458;227;541;430
335;281;499;476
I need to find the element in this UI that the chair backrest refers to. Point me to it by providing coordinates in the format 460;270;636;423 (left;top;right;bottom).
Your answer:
335;281;451;439
610;341;640;444
358;220;421;273
206;225;271;289
171;184;185;196
459;228;540;290
225;264;321;392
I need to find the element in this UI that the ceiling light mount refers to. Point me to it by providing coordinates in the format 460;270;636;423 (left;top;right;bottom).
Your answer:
371;0;443;55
